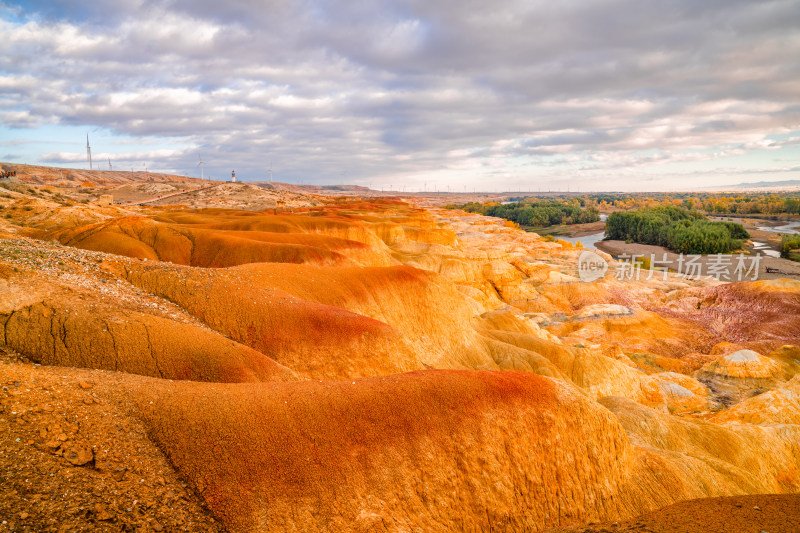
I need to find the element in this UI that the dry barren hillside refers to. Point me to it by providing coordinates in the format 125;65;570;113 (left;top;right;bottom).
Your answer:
0;162;324;210
1;171;800;531
1;162;205;188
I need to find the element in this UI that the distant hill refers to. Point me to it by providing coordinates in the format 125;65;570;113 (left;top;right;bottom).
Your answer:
730;179;800;189
0;162;209;188
252;181;373;195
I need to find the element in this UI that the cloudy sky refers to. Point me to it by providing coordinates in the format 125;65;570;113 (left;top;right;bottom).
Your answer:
1;0;799;191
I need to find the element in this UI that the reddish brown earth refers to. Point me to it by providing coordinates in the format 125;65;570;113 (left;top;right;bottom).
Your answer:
648;279;800;355
546;494;800;533
0;352;224;532
1;168;799;531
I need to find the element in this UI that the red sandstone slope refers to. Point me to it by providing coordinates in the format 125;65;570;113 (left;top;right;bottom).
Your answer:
120;261;491;379
46;214;394;268
129;370;633;532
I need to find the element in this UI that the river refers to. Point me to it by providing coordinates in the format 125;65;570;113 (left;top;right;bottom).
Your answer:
555;232;606;250
551;214;607;250
755;220;800;235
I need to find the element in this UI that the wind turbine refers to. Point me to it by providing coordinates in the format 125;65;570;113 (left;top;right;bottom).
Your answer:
86;134;93;170
197;159;206;180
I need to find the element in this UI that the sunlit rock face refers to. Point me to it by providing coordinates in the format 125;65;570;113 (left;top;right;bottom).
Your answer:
695;349;784;406
2;197;800;531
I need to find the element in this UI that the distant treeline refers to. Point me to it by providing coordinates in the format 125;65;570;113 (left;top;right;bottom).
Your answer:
507;192;800;216
606;206;750;254
450;200;600;227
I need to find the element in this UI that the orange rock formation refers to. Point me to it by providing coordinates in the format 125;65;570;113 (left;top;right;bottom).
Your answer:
2;186;799;531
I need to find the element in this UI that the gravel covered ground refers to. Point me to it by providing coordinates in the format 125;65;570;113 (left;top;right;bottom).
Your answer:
0;349;223;532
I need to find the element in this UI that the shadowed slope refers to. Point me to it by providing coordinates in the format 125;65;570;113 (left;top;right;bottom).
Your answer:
0;262;296;383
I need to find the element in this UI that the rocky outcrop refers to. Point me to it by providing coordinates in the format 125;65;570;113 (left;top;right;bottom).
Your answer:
546;494;800;533
547;307;714;359
710;375;800;425
601;396;800;496
653;279;800;355
695;349;783;405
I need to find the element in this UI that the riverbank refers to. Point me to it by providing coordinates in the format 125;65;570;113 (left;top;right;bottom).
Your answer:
711;213;800;224
523;219;605;237
595;240;800;281
711;215;800;257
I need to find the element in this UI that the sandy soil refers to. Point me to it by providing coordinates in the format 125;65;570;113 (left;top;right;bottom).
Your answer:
596;240;800;281
104;182;222;204
746;227;784;248
711;214;800;225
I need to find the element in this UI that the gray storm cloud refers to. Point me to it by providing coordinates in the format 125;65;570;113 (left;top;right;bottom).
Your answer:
1;0;799;189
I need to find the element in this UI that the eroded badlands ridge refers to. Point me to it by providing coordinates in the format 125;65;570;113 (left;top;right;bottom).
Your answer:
1;193;799;531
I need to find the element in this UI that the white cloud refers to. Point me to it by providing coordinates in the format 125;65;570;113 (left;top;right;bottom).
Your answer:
41;148;188;164
0;0;799;190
